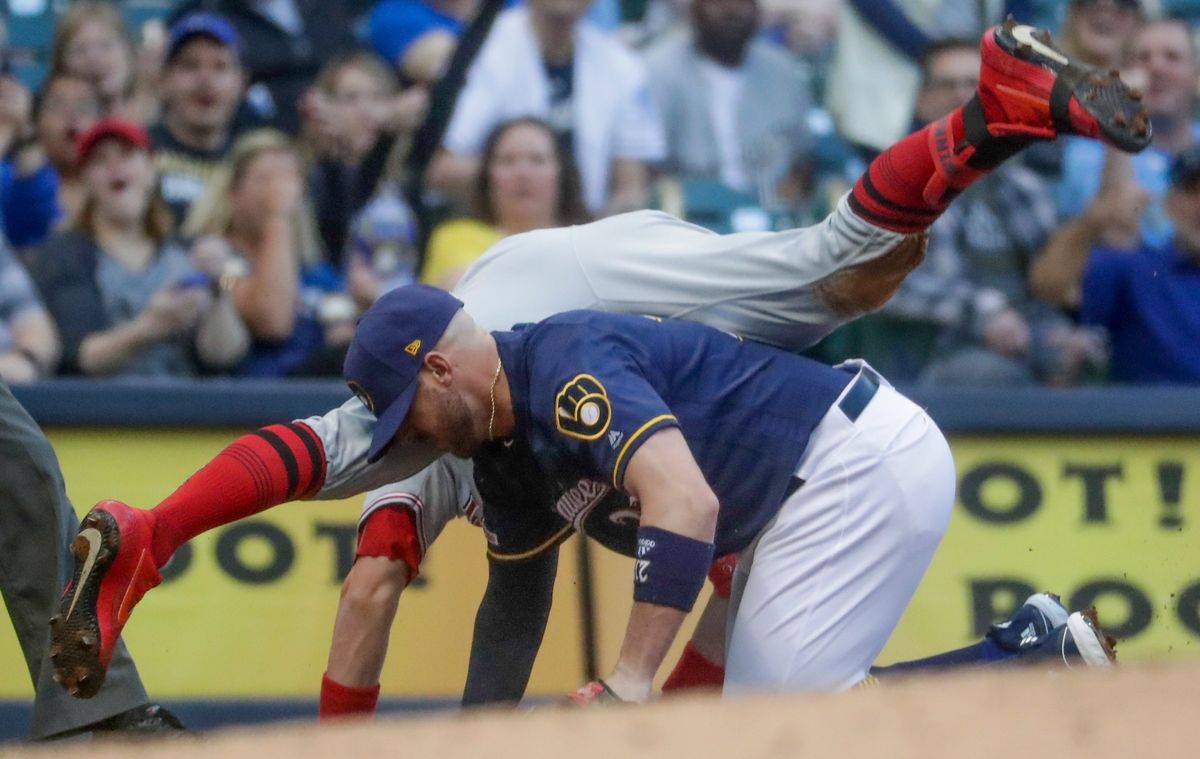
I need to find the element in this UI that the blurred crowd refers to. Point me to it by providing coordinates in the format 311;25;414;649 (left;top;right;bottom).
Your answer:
0;0;1198;385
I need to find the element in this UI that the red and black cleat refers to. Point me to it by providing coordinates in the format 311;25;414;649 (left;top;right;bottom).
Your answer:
981;17;1151;152
49;500;161;699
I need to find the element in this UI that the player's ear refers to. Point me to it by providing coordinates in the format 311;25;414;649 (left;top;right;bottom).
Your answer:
424;352;453;386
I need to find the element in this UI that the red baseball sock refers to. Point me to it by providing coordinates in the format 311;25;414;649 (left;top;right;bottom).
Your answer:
849;96;1032;233
149;422;326;567
320;673;380;718
661;641;725;692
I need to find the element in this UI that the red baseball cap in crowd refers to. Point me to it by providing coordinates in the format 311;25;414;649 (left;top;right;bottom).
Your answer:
75;118;152;169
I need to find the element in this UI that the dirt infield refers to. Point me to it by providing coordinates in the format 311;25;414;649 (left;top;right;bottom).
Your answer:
11;662;1195;758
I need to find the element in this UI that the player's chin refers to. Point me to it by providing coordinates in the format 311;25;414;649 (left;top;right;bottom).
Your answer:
446;435;483;459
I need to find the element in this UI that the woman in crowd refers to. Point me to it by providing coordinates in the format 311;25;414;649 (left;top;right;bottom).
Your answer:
421;117;589;290
1;73;101;254
303;52;427;309
184;129;356;377
50;2;161;123
30;119;247;377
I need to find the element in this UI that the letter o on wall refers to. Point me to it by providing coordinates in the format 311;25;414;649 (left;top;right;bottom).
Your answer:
959;463;1042;524
215;522;295;585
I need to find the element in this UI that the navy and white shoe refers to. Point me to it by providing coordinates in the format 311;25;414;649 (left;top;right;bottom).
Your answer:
1021;608;1118;669
987;592;1070;652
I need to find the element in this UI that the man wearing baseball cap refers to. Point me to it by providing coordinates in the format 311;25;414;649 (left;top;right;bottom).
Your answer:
149;11;247;224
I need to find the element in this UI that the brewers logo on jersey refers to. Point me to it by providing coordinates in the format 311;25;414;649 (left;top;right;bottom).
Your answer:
555;374;612;440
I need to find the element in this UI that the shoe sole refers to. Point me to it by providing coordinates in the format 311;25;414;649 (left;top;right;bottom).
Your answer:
49;510;119;699
994;19;1151;152
1065;608;1118;668
1025;592;1069;630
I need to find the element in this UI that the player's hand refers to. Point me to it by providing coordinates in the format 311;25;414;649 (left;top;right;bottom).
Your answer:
564;680;624;707
983;308;1030;358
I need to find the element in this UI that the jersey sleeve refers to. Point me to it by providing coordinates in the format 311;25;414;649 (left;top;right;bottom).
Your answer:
357;456;477;564
300;396;442;500
473;441;574;562
527;325;680;491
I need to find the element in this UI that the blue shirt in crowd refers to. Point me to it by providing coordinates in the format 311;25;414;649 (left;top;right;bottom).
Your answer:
238;261;345;378
493;311;850;555
0;160;62;249
1081;242;1200;383
370;0;617;67
1057;125;1200;250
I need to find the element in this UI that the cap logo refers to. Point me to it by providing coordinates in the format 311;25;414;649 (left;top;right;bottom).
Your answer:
347;380;375;413
405;339;422;356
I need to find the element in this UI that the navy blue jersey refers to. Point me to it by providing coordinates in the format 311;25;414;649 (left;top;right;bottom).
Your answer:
490;311;851;556
473;439;640;561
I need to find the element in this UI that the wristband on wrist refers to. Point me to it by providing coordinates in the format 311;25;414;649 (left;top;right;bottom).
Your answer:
319;672;380;718
633;525;714;612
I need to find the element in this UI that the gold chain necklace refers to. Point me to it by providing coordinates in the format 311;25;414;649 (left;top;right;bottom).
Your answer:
487;357;503;441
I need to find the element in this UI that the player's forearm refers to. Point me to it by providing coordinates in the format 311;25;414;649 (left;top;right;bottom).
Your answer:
326;556;410;686
605;602;689;702
462;549;557;707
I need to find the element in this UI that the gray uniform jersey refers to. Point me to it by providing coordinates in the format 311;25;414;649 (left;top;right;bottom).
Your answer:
357;457;481;560
300;197;905;545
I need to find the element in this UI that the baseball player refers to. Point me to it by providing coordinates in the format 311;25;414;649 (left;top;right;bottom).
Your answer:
50;21;1145;699
336;286;1117;703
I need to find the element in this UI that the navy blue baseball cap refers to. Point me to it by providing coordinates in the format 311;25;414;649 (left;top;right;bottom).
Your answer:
166;12;241;63
344;284;465;463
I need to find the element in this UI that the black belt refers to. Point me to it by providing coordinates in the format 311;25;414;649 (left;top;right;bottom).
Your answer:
783;371;880;503
838;370;880;423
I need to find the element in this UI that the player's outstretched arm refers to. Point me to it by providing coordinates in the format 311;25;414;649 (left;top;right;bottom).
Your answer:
601;428;717;704
461;547;558;707
320;556;410;719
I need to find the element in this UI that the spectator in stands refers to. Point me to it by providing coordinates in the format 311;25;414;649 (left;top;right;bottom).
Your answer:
370;0;473;85
150;12;247;226
645;0;812;211
29;119;248;378
828;39;1102;386
169;0;360;134
1021;0;1143;179
183;130;356;377
302;51;427;266
0;240;60;383
1031;146;1200;383
1;74;100;255
49;1;160;124
422;117;588;290
1058;16;1199;250
1059;0;1142;68
429;0;666;215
